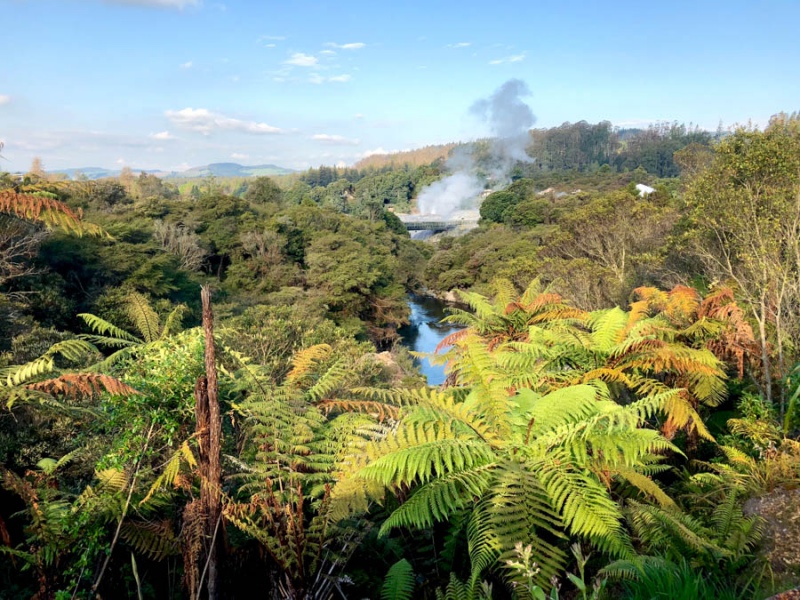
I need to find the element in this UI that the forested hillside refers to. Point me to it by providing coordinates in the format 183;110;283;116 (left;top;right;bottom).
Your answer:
2;115;800;600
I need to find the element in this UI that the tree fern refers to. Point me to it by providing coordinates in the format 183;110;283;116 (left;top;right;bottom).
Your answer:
330;279;756;593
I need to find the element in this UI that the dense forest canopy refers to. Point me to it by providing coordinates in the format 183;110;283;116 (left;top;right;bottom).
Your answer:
2;116;800;599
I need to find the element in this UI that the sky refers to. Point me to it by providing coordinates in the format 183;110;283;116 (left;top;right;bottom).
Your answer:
1;0;799;173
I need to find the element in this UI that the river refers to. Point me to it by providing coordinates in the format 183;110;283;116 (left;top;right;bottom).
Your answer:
398;295;464;386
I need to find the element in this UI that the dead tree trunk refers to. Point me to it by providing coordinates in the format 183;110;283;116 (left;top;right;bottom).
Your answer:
192;286;222;600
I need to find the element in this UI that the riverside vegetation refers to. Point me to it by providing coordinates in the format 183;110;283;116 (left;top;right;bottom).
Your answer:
2;116;800;599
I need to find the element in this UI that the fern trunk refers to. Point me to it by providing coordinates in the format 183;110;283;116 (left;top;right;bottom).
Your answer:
195;286;223;600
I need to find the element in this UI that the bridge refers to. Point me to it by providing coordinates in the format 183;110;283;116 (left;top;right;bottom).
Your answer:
396;212;480;234
402;220;459;232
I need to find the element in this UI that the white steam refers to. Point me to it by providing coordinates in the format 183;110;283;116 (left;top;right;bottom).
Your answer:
414;79;536;217
416;172;483;216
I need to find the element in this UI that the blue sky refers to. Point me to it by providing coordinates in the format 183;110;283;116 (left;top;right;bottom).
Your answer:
1;0;798;172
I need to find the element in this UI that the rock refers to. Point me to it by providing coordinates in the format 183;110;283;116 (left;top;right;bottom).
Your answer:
443;290;459;303
743;487;800;577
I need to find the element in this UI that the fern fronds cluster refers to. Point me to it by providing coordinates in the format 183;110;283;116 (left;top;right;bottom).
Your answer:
331;279;760;591
225;343;380;598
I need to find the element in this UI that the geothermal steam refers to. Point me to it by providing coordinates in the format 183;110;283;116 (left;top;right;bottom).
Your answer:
416;79;536;217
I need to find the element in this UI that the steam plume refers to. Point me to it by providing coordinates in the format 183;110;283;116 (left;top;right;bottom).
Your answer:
415;79;536;217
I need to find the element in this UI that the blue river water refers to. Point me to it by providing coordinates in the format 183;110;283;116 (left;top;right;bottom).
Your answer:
397;295;464;386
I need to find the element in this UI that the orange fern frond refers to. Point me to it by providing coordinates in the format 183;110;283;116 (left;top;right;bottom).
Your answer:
574;368;634;387
286;344;332;383
665;285;701;322
436;329;470;354
0;190;106;237
27;373;140;400
697;287;758;378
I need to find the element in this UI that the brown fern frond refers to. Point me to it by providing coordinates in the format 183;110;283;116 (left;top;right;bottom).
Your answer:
317;399;400;422
522;292;568;313
697;287;759;379
528;306;587;324
574;368;633;387
26;373;140;400
0;190;106;237
436;329;470;353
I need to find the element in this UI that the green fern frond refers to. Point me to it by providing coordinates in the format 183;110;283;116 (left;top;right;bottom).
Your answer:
120;520;180;561
306;359;348;402
379;465;494;534
588;307;629;351
361;433;495;487
540;459;631;558
125;292;161;343
490;460;567;585
2;338;97;385
78;313;143;344
380;559;415;600
615;468;675;508
159;304;187;339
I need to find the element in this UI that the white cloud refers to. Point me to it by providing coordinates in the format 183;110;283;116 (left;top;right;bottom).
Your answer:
285;53;318;67
231;152;249;160
180;61;193;69
103;0;200;8
354;113;365;119
150;130;176;140
165;108;283;135
489;52;526;65
258;34;287;42
308;73;351;84
357;147;394;159
326;42;365;50
311;134;360;146
447;42;471;48
320;49;336;56
0;95;10;106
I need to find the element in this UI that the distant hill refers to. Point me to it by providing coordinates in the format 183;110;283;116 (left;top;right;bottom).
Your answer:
47;162;294;180
171;162;294;178
353;144;458;170
48;167;155;180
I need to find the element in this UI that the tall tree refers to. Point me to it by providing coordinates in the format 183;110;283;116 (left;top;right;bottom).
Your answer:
686;114;800;410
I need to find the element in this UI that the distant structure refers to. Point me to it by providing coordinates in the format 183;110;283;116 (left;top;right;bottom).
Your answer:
397;210;480;235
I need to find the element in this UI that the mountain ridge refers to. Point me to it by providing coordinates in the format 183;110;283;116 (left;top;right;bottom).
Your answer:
45;162;295;180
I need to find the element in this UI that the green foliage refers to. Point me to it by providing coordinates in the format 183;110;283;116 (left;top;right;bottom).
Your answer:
479;191;517;224
381;558;415;600
225;343;384;598
615;558;748;600
331;279;759;593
